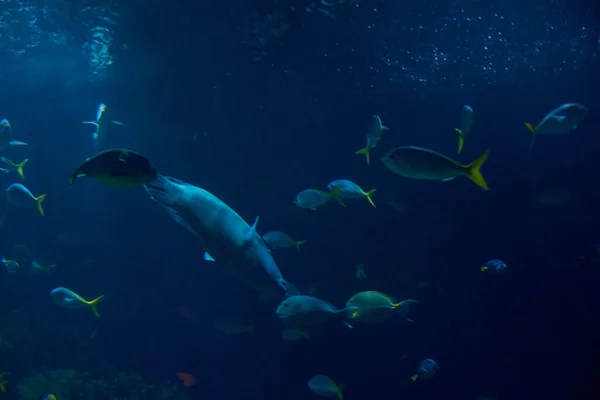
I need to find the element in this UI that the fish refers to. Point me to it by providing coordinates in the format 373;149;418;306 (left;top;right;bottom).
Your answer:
0;372;9;392
327;179;376;208
356;264;366;280
0;157;28;179
5;183;47;216
145;175;298;297
294;188;339;209
32;261;57;271
308;375;344;400
262;231;308;251
275;295;352;328
455;105;474;153
525;103;588;136
176;372;196;388
481;259;507;274
355;115;389;165
380;146;490;191
1;257;19;272
0;119;28;154
82;103;124;148
50;287;104;317
69;148;157;187
411;358;439;382
213;317;255;335
41;395;56;400
345;291;417;324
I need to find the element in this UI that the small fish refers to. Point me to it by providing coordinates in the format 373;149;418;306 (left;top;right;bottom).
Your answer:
294;189;333;210
481;259;507;274
213;317;255;335
83;103;124;147
70;149;157;188
32;261;57;271
276;295;352;328
455;105;474;153
176;372;196;388
411;358;439;382
1;257;20;272
308;375;344;400
0;372;9;392
0;157;28;179
327;179;376;208
263;231;307;251
355;115;389;165
281;327;310;341
525;103;588;150
525;103;588;136
50;287;104;317
346;291;417;324
380;146;490;191
356;264;366;280
5;183;47;216
0;119;28;154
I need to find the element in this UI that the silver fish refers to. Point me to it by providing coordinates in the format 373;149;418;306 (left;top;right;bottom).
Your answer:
145;175;298;297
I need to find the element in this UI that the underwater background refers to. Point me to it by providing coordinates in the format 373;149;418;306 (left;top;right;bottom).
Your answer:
1;1;600;400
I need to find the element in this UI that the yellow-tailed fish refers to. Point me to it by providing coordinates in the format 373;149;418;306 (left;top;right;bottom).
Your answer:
454;105;474;153
0;157;28;179
308;375;344;400
346;291;417;324
32;261;57;271
70;149;157;188
294;189;333;210
276;295;352;328
411;358;439;382
262;231;308;251
525;103;588;149
380;146;490;191
355;115;389;165
327;179;376;208
5;183;46;216
50;287;104;317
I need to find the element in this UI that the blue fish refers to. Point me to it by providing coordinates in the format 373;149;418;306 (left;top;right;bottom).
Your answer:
50;287;104;317
145;175;298;298
481;259;507;274
1;257;19;272
5;183;47;216
411;358;439;381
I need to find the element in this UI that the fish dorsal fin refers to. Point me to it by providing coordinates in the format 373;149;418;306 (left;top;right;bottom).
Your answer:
249;216;259;238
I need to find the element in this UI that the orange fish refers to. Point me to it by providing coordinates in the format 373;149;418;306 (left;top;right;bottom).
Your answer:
176;372;196;388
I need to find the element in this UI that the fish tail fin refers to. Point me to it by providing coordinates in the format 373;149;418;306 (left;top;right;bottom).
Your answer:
88;295;104;317
336;383;345;400
410;374;419;382
395;299;418;321
329;186;346;207
294;240;308;251
35;194;47;216
525;122;536;152
354;147;371;165
455;128;464;153
364;189;376;208
15;158;28;179
464;149;490;191
481;266;489;272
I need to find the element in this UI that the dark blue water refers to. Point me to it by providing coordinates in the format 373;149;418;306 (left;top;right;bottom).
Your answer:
1;1;599;400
